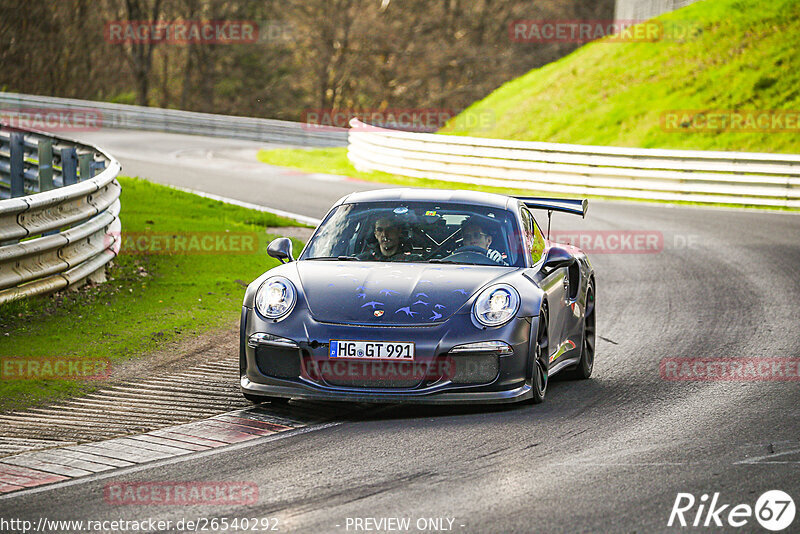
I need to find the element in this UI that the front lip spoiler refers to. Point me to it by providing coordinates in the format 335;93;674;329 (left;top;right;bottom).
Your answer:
241;377;531;405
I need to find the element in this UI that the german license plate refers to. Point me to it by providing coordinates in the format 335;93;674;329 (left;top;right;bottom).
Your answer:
329;340;415;361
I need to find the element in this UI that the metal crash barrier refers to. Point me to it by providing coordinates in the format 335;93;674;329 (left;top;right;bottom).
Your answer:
0;127;121;304
0;92;347;148
348;119;800;208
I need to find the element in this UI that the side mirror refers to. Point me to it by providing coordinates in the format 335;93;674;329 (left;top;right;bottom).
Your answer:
542;246;575;272
267;237;294;264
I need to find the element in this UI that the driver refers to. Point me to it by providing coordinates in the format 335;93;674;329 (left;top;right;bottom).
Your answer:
358;216;414;261
460;217;508;265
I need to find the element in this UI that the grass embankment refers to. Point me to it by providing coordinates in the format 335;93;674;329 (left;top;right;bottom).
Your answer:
258;0;800;209
0;177;303;411
443;0;800;153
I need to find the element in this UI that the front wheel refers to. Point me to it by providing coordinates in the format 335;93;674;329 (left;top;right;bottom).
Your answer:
530;306;549;404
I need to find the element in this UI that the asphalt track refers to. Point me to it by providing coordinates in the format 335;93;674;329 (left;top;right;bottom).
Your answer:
76;130;390;219
2;130;799;533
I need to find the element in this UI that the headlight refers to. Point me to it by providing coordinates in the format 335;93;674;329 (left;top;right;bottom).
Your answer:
255;276;297;319
472;284;520;327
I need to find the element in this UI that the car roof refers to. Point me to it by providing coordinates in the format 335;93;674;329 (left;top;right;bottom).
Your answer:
338;188;515;210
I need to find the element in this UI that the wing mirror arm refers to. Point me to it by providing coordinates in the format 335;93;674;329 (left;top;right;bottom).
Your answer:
267;237;294;264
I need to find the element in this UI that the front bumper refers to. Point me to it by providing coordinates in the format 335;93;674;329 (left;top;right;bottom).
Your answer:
240;306;535;405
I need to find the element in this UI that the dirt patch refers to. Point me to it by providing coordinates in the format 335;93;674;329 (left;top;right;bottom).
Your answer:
108;321;238;383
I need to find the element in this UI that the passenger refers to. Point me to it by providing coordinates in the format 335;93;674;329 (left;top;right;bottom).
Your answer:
460;217;508;265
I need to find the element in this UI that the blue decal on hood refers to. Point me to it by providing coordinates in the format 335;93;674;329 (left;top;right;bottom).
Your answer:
296;262;506;325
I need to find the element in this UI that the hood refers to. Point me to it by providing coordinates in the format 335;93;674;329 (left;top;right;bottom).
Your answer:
297;261;513;326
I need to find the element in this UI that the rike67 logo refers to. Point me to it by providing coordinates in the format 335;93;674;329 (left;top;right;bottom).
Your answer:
669;490;795;531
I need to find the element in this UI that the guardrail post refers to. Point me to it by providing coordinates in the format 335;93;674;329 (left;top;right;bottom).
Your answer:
91;159;106;175
38;139;54;191
78;152;93;180
9;132;24;198
60;147;78;185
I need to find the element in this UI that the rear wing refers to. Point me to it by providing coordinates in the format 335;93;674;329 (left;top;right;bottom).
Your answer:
518;197;588;218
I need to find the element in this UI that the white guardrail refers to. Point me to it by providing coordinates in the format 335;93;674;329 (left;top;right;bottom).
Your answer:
348;119;800;208
0;129;121;305
0;92;347;148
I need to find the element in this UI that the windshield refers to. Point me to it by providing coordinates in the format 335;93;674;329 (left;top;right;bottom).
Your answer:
300;201;524;267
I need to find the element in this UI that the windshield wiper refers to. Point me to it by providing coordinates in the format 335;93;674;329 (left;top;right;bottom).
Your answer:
427;258;470;264
427;259;486;266
307;256;360;261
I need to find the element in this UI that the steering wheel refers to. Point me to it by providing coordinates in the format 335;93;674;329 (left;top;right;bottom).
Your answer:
453;245;487;255
440;247;498;265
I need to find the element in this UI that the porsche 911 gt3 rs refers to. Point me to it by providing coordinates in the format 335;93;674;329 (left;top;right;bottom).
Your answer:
239;189;595;404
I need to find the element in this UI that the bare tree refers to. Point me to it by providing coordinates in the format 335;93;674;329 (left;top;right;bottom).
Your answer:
114;0;165;106
0;0;616;120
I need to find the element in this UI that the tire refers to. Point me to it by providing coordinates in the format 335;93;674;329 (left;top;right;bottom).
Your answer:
243;392;290;405
563;282;595;380
530;304;549;404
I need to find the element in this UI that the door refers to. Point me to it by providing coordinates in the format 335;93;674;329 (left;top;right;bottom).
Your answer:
521;208;567;365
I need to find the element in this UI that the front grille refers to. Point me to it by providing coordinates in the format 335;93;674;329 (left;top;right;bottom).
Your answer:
308;358;426;389
255;346;302;378
449;354;499;384
324;377;422;388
